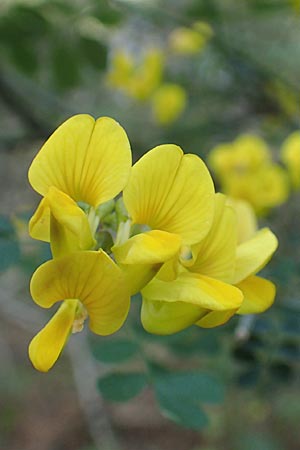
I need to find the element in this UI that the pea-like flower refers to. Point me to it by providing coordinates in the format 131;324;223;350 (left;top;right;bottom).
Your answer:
29;251;130;372
112;143;215;294
140;194;278;334
27;115;132;371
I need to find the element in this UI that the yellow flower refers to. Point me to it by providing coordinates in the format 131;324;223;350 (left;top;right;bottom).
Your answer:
27;115;132;371
208;134;289;214
281;131;300;189
208;134;270;179
151;83;187;125
107;48;164;101
28;114;132;208
29;250;130;372
140;194;277;334
107;50;135;88
128;49;164;101
224;165;289;214
112;144;215;294
169;21;213;55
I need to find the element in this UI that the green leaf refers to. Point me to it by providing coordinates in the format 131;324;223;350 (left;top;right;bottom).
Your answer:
157;394;208;429
92;0;123;25
8;41;39;76
90;338;139;363
52;42;81;90
97;372;148;402
79;37;107;70
154;371;224;405
154;371;224;430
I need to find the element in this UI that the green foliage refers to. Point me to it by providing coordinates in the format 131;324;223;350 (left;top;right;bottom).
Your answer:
153;371;224;430
97;372;148;401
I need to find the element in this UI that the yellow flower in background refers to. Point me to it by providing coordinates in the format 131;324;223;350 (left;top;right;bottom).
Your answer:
141;194;278;334
169;21;213;55
107;50;134;88
112;144;215;294
151;83;187;125
208;133;289;214
107;48;164;101
128;49;164;101
29;250;130;372
281;131;300;189
223;164;289;214
208;134;271;179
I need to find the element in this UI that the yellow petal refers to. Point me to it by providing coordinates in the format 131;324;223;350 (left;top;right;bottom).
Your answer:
232;228;278;284
142;272;243;310
112;230;182;295
28;299;77;372
196;309;236;328
226;197;257;244
123;144;215;245
29;187;96;257
28;115;131;207
30;250;130;335
118;263;160;296
281;131;300;189
141;297;207;334
151;83;187;125
29;197;50;242
112;230;182;265
236;275;276;314
188;193;237;282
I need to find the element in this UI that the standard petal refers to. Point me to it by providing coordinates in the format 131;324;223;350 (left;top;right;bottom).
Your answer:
29;187;96;257
28;300;77;372
142;272;243;311
232;228;278;284
188;193;237;282
30;250;130;335
28;115;132;207
236;275;276;314
123;144;215;245
141;297;207;334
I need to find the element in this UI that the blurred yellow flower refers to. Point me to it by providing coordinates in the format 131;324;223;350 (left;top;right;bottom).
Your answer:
281;131;300;189
151;83;187;125
208;134;270;179
223;165;289;215
208;133;289;214
107;48;164;101
169;21;213;55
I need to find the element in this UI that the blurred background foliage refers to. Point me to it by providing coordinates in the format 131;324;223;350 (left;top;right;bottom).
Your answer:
0;1;300;450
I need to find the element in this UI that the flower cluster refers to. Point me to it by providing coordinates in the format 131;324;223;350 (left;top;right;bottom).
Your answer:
208;134;289;214
107;48;186;125
28;115;278;371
